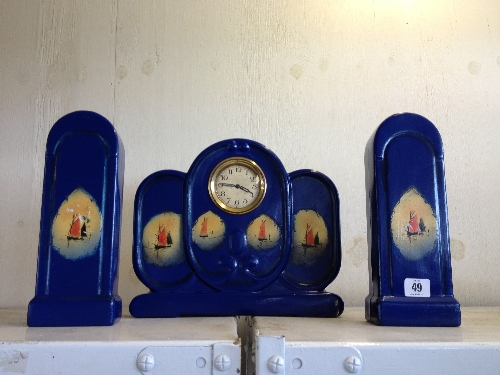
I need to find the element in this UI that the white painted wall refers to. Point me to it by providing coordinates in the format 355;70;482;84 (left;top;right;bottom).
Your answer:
1;0;499;310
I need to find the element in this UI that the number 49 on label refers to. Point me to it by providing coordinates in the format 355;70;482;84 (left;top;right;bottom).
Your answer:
404;278;430;297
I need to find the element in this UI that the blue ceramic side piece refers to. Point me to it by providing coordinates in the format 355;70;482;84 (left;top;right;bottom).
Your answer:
28;111;125;327
365;113;460;326
130;139;343;318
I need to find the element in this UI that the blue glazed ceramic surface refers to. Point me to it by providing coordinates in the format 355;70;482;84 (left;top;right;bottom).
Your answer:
365;113;460;326
28;111;124;327
130;139;343;318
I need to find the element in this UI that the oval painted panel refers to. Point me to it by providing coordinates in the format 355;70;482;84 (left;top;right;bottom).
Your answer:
191;211;226;251
142;212;184;267
51;188;102;260
291;209;328;267
246;214;281;250
391;187;438;261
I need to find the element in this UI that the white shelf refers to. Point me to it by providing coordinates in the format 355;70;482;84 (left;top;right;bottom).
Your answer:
0;309;241;375
249;307;500;375
3;307;499;375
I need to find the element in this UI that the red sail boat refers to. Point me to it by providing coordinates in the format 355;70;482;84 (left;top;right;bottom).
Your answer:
67;213;85;240
155;224;167;249
406;210;421;236
304;224;314;246
199;217;209;238
302;223;320;254
258;220;267;241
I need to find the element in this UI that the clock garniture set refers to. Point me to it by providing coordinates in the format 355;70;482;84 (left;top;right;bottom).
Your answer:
27;111;460;326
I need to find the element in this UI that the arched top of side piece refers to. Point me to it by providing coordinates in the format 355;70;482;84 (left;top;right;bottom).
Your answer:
373;113;444;160
46;111;120;156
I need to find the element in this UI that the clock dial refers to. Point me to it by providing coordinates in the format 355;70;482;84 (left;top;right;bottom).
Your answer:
209;157;266;214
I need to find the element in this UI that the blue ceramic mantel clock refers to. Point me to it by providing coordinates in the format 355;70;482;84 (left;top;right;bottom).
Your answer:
28;111;124;327
130;139;343;318
365;113;461;326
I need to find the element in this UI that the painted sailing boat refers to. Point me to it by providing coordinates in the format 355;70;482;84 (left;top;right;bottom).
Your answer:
155;224;172;249
404;210;426;237
199;217;209;238
67;213;87;241
258;220;267;241
302;223;320;254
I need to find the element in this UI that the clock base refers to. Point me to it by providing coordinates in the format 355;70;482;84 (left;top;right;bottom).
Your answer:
365;296;461;326
130;292;343;318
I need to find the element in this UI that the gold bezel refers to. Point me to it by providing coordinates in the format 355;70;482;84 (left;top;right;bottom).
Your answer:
208;157;267;214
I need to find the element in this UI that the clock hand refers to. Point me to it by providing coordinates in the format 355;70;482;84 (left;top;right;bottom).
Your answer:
235;184;254;197
218;183;254;197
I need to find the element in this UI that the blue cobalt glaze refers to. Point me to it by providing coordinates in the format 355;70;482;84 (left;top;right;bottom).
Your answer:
280;170;341;291
365;113;460;326
184;139;291;292
130;139;343;318
28;111;125;327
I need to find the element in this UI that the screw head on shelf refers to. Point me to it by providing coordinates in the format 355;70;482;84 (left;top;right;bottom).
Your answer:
137;353;155;372
267;355;285;373
344;356;362;373
214;354;231;371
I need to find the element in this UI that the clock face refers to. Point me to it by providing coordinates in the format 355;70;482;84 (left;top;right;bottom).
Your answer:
208;157;266;214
